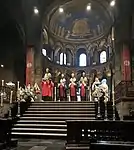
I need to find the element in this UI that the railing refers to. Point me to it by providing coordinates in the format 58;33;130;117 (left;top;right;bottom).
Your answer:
115;81;134;100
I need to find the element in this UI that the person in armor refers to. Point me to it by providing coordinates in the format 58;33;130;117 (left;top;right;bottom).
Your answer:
79;72;88;101
69;73;77;101
58;74;67;101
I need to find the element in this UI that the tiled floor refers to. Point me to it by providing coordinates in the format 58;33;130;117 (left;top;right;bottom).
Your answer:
12;139;65;150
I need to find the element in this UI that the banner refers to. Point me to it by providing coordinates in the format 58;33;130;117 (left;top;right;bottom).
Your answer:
26;46;34;86
122;45;131;81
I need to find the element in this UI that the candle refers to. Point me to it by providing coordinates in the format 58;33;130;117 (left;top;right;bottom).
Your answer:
2;80;4;87
17;81;20;90
10;91;13;104
54;87;56;101
112;91;115;106
1;93;3;106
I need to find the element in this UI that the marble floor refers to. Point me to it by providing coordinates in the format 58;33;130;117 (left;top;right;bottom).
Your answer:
11;139;65;150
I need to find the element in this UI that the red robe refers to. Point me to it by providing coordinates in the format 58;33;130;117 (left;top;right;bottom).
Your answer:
70;84;76;97
42;80;54;97
80;83;86;97
42;81;49;97
59;84;66;97
48;81;54;97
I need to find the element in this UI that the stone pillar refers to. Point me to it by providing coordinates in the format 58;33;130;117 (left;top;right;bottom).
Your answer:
121;44;131;81
26;46;34;86
34;50;42;88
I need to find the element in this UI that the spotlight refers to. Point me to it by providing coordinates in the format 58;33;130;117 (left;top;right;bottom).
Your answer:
1;65;4;68
86;3;91;11
34;7;39;14
110;0;115;7
59;7;64;13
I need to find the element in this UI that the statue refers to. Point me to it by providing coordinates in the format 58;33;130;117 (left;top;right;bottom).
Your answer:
79;72;88;101
69;73;77;101
92;77;101;101
42;68;54;101
58;74;67;101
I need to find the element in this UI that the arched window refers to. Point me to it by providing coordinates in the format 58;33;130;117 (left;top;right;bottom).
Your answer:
60;53;66;65
42;49;46;56
100;51;107;64
79;53;87;67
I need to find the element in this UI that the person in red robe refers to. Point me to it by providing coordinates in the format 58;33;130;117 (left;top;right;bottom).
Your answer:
48;79;54;101
79;72;88;101
58;74;67;101
69;73;77;101
42;79;49;101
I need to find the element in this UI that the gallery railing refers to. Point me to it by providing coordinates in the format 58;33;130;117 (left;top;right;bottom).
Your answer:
115;80;134;100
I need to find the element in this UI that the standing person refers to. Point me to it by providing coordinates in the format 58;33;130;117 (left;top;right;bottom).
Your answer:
42;78;49;101
47;78;54;101
34;83;41;101
92;77;101;101
69;73;77;101
58;74;67;101
79;72;88;101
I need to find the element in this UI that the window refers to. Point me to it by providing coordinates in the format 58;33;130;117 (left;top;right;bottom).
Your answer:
79;53;87;67
60;53;66;65
42;49;46;56
100;51;107;64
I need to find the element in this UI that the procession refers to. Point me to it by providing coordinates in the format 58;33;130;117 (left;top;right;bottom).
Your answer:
17;68;109;102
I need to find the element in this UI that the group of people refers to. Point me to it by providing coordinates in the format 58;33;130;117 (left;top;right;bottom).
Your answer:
41;68;109;101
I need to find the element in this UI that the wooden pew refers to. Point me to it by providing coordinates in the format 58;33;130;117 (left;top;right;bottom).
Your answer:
66;120;134;149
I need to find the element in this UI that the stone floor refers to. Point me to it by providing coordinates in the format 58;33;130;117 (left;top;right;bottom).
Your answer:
11;139;65;150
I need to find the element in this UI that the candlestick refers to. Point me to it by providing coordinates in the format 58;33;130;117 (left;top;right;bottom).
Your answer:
17;81;20;90
54;87;56;102
1;93;3;107
112;91;115;106
10;91;13;104
2;80;4;87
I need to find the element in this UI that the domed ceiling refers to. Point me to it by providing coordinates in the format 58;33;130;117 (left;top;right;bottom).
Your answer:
46;0;115;42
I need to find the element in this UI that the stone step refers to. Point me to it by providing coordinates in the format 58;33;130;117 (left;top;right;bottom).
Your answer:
17;120;66;124
30;105;95;108
22;113;95;117
12;128;66;132
20;116;95;120
26;110;95;114
12;132;66;137
32;102;95;104
28;107;95;110
14;124;66;128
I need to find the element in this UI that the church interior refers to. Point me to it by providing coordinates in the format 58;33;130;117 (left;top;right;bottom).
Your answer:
0;0;134;149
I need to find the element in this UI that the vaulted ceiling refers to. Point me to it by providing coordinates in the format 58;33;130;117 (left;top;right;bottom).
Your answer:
44;0;116;42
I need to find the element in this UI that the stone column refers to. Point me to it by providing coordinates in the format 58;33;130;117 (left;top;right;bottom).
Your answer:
34;50;42;88
26;46;35;86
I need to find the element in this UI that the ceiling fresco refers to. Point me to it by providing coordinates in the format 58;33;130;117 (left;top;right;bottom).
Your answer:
48;0;114;42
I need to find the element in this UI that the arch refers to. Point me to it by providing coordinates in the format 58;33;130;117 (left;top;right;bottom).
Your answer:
76;48;87;66
43;28;48;44
100;50;107;64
